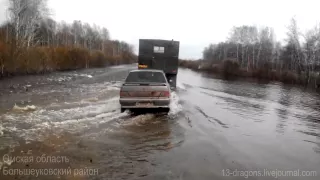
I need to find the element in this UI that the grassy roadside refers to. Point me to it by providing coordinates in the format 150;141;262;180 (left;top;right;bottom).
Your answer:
0;45;137;78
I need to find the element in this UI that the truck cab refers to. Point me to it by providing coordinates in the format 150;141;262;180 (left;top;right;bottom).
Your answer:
138;39;180;89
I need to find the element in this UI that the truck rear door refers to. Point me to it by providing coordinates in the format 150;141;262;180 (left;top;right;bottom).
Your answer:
152;46;166;70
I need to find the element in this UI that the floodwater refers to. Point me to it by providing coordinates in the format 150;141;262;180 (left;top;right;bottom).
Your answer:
0;64;320;180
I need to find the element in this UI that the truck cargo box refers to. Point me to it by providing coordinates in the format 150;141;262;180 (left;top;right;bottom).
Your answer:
138;39;179;75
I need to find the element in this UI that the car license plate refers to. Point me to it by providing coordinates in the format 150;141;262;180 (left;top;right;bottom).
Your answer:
136;102;153;107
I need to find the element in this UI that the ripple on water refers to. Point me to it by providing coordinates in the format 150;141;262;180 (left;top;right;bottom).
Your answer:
0;125;4;137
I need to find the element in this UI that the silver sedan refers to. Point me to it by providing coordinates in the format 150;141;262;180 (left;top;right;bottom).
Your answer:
119;69;171;113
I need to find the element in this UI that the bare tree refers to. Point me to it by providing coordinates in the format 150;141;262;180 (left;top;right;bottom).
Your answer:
285;17;303;73
229;27;242;62
71;20;82;47
8;0;48;47
100;27;109;52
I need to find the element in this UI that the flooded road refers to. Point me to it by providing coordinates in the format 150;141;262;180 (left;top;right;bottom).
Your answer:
0;64;320;180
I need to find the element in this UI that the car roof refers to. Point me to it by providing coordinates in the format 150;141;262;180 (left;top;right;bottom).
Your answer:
129;69;164;73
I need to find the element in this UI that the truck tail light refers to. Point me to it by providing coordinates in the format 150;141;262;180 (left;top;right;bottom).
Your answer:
138;64;148;68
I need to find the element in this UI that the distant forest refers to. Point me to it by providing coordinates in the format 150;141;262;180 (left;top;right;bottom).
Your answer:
180;18;320;88
202;19;320;72
0;0;136;77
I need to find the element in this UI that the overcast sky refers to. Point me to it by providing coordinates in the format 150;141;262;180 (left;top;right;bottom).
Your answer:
1;0;320;58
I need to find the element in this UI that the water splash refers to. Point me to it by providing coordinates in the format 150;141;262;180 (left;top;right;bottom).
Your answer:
177;82;186;90
169;91;182;115
12;104;37;112
47;76;72;82
74;74;93;78
81;97;99;103
121;114;156;127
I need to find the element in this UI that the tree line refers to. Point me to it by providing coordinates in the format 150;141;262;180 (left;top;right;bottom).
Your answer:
0;0;136;77
181;18;320;88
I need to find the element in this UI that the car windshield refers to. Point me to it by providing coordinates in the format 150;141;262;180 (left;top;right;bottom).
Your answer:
125;71;166;83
